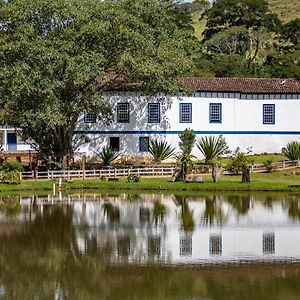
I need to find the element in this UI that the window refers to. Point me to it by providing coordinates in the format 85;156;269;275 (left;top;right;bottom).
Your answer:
117;103;130;123
148;103;160;123
209;103;222;123
109;137;120;151
263;104;275;124
179;103;192;123
139;137;150;152
84;113;96;123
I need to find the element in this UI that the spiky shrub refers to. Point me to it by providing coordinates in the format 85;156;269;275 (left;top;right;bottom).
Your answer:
149;140;175;164
197;135;229;165
95;146;120;166
0;160;23;184
283;141;300;161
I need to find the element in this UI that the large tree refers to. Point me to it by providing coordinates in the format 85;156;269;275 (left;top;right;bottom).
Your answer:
0;0;192;163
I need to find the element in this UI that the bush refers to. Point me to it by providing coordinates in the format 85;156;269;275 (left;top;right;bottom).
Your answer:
263;159;274;173
227;148;253;175
283;141;300;160
127;174;140;183
197;135;230;165
0;160;23;184
149;139;175;164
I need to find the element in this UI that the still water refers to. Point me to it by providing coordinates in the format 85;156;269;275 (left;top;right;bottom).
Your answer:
1;192;300;299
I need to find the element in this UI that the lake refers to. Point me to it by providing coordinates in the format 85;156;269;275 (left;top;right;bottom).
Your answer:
1;192;300;299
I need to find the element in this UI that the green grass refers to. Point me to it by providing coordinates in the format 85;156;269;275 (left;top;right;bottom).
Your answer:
269;0;300;22
191;10;207;40
1;168;300;193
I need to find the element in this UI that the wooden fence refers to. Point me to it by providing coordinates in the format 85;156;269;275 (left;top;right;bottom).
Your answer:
21;166;176;180
21;160;300;180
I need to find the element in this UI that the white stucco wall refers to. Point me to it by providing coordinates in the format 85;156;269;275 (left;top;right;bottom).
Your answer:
75;93;300;158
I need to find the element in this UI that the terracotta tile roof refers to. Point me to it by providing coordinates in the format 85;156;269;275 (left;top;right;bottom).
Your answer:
180;77;300;93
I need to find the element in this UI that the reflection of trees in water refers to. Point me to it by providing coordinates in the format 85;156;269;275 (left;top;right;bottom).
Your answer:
202;196;227;227
103;202;120;223
0;195;22;218
174;195;195;233
152;200;167;226
226;195;251;216
282;196;300;221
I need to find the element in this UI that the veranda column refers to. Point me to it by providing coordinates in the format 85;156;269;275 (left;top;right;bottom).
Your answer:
3;129;7;151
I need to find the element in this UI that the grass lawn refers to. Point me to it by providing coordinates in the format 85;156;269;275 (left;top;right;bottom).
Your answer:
0;168;300;193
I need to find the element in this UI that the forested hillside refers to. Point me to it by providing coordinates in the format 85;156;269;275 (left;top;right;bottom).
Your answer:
182;0;300;80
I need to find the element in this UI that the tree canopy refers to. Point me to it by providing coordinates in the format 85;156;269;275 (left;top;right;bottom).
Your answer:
0;0;193;163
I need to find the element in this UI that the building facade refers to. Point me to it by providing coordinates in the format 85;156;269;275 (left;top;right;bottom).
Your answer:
75;77;300;159
2;77;300;159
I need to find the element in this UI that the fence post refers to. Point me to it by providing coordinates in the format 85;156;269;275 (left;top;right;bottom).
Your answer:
283;161;286;169
114;168;116;178
31;170;34;179
251;164;254;173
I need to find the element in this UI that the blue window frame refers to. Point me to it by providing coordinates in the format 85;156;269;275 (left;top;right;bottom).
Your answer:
117;103;130;123
148;103;160;123
84;113;96;123
179;103;192;123
209;103;222;123
263;104;275;124
139;137;150;152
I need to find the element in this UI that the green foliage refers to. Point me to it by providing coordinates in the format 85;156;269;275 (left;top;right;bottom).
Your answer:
202;0;280;40
149;139;175;164
283;141;300;160
197;135;229;165
0;160;23;184
263;159;274;173
176;129;196;181
127;174;140;183
96;146;120;166
95;146;120;166
227;148;254;175
0;0;192;162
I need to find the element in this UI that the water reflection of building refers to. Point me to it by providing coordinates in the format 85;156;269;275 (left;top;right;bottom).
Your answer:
4;194;300;265
263;232;275;255
209;234;222;256
180;234;193;256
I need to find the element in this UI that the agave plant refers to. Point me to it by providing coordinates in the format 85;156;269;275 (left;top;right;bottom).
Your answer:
0;160;23;184
94;146;120;166
197;135;229;165
149;139;175;164
283;141;300;161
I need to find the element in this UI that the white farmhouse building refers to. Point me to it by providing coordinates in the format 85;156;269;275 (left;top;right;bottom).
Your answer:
75;77;300;159
1;77;300;159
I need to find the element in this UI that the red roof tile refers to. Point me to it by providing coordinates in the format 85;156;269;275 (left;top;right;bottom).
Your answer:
180;77;300;93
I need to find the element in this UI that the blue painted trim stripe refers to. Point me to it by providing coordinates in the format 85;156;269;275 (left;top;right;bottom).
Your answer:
74;130;300;135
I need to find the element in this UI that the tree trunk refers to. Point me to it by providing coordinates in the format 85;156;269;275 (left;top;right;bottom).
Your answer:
242;166;251;182
212;165;222;183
